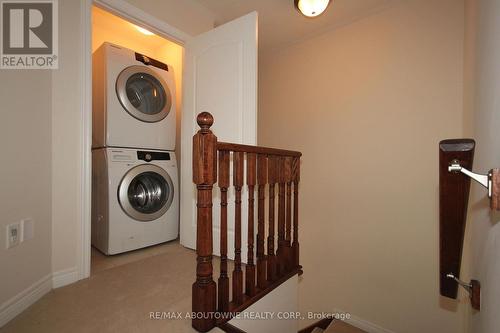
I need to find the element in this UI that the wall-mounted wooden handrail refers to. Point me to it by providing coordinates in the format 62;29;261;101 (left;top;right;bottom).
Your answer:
439;138;482;311
439;139;474;300
192;112;303;332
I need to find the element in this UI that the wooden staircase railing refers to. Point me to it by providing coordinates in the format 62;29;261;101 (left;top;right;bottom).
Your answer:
192;112;303;332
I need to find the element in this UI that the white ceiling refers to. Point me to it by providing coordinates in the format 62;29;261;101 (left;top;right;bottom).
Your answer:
195;0;397;54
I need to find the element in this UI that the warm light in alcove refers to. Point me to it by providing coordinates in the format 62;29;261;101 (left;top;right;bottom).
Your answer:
134;25;154;36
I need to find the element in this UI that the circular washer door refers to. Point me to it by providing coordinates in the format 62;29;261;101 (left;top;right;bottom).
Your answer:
116;65;173;123
118;164;174;222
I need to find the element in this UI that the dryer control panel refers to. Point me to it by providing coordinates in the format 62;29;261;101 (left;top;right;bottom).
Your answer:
137;151;171;162
135;52;169;71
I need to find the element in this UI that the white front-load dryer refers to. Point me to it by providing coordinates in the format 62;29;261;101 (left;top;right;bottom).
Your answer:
92;42;176;151
92;148;179;255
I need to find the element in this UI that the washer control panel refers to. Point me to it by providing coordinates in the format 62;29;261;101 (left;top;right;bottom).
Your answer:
110;150;135;162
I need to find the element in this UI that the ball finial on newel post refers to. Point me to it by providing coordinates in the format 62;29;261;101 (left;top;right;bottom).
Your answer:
197;112;214;131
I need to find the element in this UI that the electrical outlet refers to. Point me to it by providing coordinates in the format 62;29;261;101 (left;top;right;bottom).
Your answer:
21;218;34;241
6;223;21;249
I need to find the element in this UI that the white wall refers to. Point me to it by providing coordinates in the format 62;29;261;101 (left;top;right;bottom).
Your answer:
0;70;52;317
464;0;500;332
228;276;299;333
258;0;467;332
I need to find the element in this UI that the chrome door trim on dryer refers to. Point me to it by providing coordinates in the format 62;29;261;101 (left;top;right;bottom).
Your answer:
116;65;173;123
118;164;174;221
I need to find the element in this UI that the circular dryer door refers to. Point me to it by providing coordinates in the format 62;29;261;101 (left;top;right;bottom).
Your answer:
118;164;174;222
116;65;173;123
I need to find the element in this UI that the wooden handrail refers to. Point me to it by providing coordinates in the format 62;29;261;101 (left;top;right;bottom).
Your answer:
217;142;302;157
439;139;474;300
439;138;485;311
192;112;303;332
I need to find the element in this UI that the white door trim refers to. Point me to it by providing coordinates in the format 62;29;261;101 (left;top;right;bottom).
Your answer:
79;0;92;280
78;0;192;280
93;0;191;45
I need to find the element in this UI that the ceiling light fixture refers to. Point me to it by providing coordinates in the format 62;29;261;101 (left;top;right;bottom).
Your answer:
294;0;331;18
135;25;154;36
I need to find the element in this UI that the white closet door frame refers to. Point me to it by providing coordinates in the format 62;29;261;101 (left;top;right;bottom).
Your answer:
79;0;192;281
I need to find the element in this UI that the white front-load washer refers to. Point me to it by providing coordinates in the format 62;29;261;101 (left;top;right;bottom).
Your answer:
92;147;179;255
92;42;176;151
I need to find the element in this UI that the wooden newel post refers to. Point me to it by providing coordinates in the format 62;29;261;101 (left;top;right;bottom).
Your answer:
192;112;217;332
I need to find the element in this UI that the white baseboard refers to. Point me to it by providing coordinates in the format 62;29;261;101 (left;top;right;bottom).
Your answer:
0;267;81;328
52;267;79;289
0;273;52;328
333;309;396;333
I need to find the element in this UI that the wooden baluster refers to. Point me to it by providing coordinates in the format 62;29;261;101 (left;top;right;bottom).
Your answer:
277;157;286;276
292;157;300;269
218;150;230;312
192;112;217;332
267;156;277;282
246;153;256;297
257;154;267;289
285;157;293;271
232;151;244;305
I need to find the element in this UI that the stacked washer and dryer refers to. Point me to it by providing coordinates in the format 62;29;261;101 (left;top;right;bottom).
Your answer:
91;42;179;255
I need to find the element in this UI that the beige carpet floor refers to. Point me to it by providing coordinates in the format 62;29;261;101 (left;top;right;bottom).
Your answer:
0;241;220;333
1;241;365;333
90;241;178;275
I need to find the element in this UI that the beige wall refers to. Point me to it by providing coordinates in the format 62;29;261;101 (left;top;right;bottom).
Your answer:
0;69;52;304
259;0;466;332
463;0;476;138
464;0;500;332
